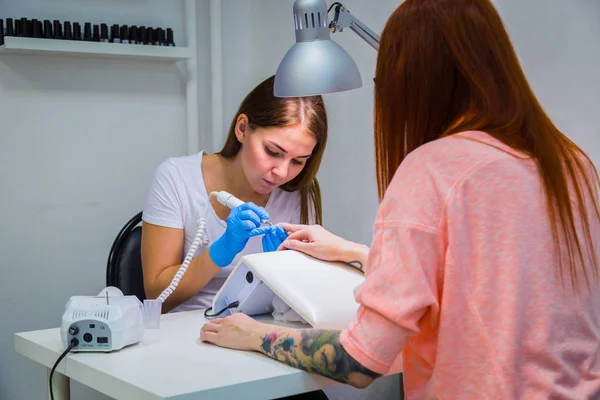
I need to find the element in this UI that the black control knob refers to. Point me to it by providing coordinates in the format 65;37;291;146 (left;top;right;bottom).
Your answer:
68;326;79;335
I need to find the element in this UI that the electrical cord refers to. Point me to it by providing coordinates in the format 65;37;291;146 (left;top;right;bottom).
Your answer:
204;301;240;319
156;217;209;303
156;192;226;303
328;2;342;12
49;338;78;400
345;260;364;272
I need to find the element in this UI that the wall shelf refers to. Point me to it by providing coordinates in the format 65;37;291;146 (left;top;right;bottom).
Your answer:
0;36;192;62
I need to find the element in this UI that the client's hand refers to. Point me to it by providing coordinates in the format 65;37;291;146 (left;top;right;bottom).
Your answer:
200;313;264;351
276;223;358;263
262;226;288;253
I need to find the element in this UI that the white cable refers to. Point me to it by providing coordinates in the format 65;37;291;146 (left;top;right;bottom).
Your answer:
156;192;221;303
156;217;209;303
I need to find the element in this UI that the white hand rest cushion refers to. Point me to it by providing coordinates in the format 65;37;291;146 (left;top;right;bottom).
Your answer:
234;250;365;330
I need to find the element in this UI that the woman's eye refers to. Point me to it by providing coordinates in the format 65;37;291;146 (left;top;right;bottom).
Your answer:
292;159;305;166
265;148;279;157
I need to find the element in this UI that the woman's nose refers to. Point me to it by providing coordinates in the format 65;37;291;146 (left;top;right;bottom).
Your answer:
272;160;288;178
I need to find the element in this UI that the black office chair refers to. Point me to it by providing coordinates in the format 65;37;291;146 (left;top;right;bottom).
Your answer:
106;211;146;302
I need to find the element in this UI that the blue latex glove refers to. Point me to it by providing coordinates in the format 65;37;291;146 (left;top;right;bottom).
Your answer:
260;226;289;253
209;202;270;267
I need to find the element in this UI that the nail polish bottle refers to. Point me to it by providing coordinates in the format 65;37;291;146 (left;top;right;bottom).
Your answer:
6;19;14;37
53;20;62;39
21;18;30;37
83;23;92;41
111;24;120;43
146;27;154;45
154;28;162;46
43;20;53;39
129;25;138;44
73;22;81;40
63;21;73;40
33;20;42;38
139;26;147;45
100;24;109;43
0;20;4;45
31;19;39;38
93;24;100;42
161;28;168;46
167;28;175;47
120;25;129;44
15;19;22;37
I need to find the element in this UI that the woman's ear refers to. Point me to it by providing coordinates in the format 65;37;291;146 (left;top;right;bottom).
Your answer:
235;114;249;144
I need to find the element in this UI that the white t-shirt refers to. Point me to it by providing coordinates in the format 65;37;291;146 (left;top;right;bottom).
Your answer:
142;151;304;312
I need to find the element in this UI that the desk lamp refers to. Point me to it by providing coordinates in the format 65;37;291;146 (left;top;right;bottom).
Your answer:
274;0;380;97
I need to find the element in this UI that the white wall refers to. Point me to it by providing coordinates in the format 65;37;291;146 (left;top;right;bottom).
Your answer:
218;1;600;399
494;0;600;166
0;1;195;399
196;0;214;153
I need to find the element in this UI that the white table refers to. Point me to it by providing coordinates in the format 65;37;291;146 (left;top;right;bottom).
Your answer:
14;309;339;400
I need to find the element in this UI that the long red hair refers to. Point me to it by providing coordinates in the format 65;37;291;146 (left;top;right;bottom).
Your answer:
374;0;600;292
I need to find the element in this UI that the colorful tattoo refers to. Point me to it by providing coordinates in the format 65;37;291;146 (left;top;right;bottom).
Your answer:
261;332;278;353
259;329;380;386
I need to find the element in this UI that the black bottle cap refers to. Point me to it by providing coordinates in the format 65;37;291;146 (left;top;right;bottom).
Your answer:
111;24;119;41
6;18;14;36
73;22;81;40
167;28;174;46
129;25;138;43
32;19;42;38
15;19;22;37
120;25;128;41
53;20;62;39
139;26;147;44
83;22;92;41
100;23;108;41
43;20;52;39
63;21;72;40
0;20;4;46
21;18;30;37
93;24;100;42
157;28;166;45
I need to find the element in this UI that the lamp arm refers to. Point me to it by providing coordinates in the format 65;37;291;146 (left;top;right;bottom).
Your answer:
329;3;380;51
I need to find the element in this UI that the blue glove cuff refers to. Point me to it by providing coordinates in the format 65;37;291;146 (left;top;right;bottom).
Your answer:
209;237;234;268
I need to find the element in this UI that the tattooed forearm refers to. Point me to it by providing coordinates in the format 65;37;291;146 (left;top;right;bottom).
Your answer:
258;329;381;388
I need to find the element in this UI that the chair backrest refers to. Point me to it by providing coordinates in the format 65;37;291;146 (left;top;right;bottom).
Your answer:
106;212;146;302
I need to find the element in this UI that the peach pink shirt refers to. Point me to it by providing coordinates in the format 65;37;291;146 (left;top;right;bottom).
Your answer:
340;131;600;399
